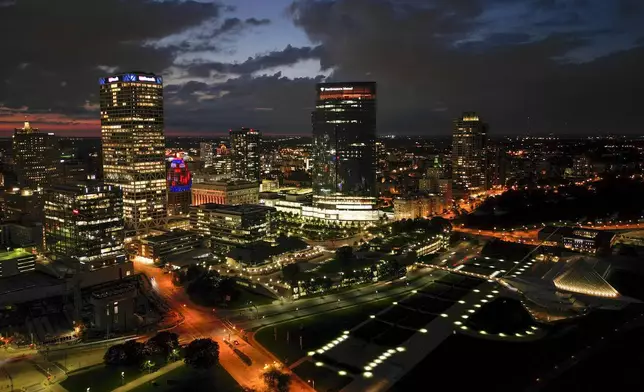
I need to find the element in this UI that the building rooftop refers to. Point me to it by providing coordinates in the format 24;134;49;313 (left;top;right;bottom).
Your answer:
143;229;198;244
46;181;115;194
195;203;275;214
0;248;33;261
554;258;620;298
0;270;62;296
192;179;258;187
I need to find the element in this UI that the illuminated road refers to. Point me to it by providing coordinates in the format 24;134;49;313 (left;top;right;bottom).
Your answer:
134;262;313;392
454;222;644;246
454;226;541;244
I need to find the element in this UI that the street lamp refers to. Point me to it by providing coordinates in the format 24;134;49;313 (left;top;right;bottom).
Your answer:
121;372;125;386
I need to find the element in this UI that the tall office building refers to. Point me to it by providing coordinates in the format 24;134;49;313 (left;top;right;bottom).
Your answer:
451;112;488;199
12;121;57;189
230;128;260;182
167;157;192;216
200;142;214;167
311;82;377;218
99;72;167;233
44;182;125;266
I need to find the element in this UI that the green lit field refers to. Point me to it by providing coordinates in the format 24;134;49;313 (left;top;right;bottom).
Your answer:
255;296;403;364
0;248;31;260
61;363;241;392
130;364;241;392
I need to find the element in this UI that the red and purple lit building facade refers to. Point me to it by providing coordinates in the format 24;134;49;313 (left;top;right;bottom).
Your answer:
167;157;192;216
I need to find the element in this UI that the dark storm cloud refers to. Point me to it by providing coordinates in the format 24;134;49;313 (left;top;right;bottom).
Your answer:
245;18;271;26
211;17;270;36
0;0;221;115
164;73;323;133
286;0;644;135
186;45;325;78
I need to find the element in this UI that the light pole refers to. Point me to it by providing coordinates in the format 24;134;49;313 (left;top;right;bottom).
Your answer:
121;371;125;386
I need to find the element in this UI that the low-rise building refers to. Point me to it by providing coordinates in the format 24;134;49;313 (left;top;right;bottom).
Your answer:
394;193;444;220
191;179;259;206
44;182;125;268
538;226;616;254
227;236;310;269
138;230;202;264
89;282;138;332
190;203;274;249
0;247;36;277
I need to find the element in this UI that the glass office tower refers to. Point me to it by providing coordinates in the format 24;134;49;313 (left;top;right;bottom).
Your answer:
230;128;261;182
312;82;377;209
44;182;124;266
99;72;167;234
12;121;57;189
451;112;488;199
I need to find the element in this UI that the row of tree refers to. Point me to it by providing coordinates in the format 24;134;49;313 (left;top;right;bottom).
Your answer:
174;264;241;306
104;331;292;391
104;331;219;371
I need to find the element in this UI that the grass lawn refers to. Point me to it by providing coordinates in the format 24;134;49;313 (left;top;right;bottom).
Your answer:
190;287;275;310
130;364;241;392
465;298;536;334
61;364;143;392
226;288;276;309
255;296;403;364
315;257;375;274
292;361;353;392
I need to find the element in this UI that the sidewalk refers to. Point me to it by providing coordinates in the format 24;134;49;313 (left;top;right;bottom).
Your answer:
111;361;184;392
247;332;314;392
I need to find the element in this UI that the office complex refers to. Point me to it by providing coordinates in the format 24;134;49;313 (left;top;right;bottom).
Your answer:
191;179;259;206
310;82;378;221
451;112;488;199
139;229;202;264
394;194;444;220
230;128;261;182
99;72;167;233
167;157;192;216
12;121;57;189
44;182;125;267
190;204;274;248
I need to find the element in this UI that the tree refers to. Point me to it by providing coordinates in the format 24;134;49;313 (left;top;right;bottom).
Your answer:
184;338;219;370
262;368;291;392
335;246;354;266
282;263;300;285
104;340;146;367
104;344;127;366
146;331;180;358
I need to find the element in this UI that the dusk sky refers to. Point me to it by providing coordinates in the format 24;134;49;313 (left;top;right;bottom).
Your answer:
0;0;643;136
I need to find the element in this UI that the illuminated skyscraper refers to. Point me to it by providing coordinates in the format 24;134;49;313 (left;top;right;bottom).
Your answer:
230;128;260;182
99;72;167;233
12;121;57;189
311;82;377;219
451;112;488;199
44;182;125;267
